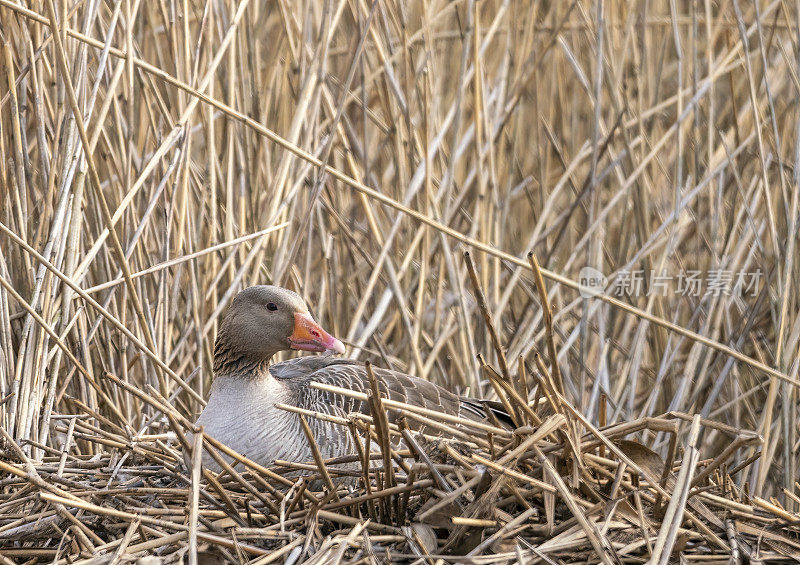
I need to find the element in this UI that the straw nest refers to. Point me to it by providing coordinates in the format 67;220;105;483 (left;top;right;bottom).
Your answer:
2;364;799;564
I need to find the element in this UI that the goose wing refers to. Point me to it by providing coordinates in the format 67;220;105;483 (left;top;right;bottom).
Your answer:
271;357;510;426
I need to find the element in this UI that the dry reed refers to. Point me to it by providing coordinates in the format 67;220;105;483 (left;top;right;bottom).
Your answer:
1;0;800;562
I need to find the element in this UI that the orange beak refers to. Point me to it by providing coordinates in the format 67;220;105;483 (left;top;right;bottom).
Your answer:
288;312;345;354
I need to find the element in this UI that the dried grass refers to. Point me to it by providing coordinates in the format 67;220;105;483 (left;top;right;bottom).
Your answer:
1;0;800;562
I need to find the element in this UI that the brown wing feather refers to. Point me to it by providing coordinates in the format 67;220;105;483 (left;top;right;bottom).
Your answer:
272;357;500;427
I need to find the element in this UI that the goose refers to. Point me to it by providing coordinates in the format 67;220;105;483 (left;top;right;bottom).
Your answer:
192;285;502;472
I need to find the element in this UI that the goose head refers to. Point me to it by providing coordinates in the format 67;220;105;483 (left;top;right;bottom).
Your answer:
215;286;345;370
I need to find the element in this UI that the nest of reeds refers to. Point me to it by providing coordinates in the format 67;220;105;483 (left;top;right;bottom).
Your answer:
2;352;800;563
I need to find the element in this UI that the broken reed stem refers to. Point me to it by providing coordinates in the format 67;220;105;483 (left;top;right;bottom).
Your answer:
531;353;565;416
463;251;511;380
598;393;606;459
188;427;203;565
400;424;454;496
527;252;564;398
478;356;523;428
365;361;396;498
480;358;540;427
650;416;704;565
516;356;529;411
298;415;340;501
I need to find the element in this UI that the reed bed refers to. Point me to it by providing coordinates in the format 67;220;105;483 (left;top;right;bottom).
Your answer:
1;0;800;561
1;370;799;563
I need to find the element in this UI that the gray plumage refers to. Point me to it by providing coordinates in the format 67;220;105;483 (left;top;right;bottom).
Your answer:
272;356;490;423
192;286;500;472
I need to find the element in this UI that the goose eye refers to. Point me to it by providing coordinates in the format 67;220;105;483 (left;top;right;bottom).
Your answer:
266;302;278;311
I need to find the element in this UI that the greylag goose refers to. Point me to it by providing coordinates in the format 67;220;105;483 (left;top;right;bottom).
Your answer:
193;285;499;472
